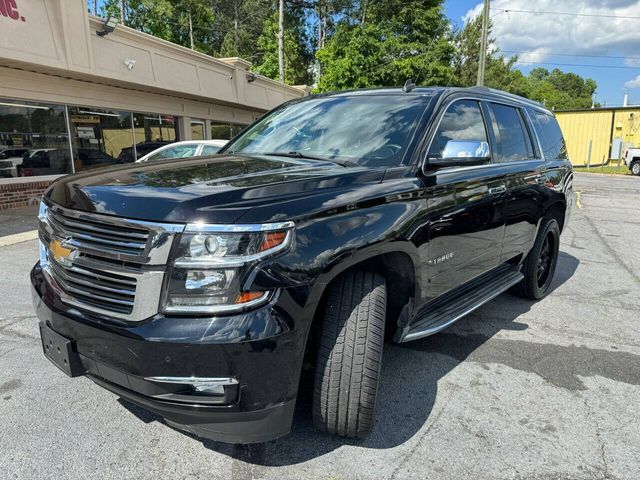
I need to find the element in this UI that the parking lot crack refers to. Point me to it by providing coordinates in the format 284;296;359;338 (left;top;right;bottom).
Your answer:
583;215;640;286
582;396;616;480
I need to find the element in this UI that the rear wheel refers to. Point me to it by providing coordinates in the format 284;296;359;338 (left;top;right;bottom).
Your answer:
631;160;640;176
512;218;560;300
312;270;387;438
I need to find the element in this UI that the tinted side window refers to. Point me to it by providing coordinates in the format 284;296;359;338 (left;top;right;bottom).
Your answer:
428;100;488;158
530;110;568;160
487;103;533;162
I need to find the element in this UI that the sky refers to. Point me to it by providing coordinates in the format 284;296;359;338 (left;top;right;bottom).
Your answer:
445;0;640;107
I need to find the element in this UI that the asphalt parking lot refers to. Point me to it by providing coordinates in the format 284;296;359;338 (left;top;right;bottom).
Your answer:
1;172;639;480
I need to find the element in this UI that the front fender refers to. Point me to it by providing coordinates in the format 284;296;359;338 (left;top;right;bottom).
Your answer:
252;198;426;313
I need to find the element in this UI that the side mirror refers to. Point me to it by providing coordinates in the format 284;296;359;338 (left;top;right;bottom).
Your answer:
427;140;491;168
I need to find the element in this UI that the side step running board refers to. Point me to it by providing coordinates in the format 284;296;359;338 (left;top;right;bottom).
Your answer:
397;265;524;343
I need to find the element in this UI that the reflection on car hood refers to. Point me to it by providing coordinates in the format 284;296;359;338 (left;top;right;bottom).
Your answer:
45;154;385;223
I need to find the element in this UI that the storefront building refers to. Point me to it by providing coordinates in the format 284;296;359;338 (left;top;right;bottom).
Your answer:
0;0;307;209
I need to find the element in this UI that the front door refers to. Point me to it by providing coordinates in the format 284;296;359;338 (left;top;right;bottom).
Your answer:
420;99;506;301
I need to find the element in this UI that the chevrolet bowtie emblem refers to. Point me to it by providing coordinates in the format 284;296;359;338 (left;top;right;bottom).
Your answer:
50;239;76;265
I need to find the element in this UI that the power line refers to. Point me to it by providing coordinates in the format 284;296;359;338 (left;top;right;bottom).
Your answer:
491;8;640;20
502;50;640;62
515;61;640;70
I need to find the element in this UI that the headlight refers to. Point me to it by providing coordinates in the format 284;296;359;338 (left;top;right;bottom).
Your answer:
162;221;294;314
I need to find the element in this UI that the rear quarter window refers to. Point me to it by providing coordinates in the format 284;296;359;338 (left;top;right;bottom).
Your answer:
529;110;568;160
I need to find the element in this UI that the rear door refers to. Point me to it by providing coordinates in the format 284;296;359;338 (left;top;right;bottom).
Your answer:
483;101;547;263
421;98;507;300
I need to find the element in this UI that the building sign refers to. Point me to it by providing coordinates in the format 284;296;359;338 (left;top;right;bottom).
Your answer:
76;127;96;139
70;115;100;124
0;0;25;22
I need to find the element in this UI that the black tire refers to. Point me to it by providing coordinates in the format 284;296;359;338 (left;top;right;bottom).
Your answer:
312;270;387;438
512;218;560;300
631;160;640;176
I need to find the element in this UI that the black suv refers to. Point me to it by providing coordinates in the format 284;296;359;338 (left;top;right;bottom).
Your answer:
32;87;573;444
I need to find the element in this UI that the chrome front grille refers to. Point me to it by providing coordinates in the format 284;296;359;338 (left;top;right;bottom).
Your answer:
47;207;150;258
48;258;137;315
39;203;184;321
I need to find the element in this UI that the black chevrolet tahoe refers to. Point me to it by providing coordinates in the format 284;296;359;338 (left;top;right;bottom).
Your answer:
32;86;573;444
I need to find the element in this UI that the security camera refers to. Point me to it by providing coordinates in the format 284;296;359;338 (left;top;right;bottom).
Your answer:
124;58;136;70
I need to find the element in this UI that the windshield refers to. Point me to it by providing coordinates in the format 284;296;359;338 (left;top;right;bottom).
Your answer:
226;95;430;167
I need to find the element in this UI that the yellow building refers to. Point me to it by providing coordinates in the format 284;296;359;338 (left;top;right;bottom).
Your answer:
555;107;640;166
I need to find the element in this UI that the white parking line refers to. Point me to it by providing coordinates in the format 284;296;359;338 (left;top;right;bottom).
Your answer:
0;230;38;247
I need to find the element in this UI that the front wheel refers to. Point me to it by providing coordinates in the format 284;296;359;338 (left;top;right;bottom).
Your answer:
630;160;640;176
312;270;387;438
512;218;560;300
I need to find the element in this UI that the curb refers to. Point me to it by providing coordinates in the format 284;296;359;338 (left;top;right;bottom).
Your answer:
0;230;38;248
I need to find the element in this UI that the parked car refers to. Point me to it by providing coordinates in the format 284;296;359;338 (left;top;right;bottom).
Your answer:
136;139;228;163
117;141;172;163
20;148;69;176
32;86;572;444
0;147;29;177
623;147;640;175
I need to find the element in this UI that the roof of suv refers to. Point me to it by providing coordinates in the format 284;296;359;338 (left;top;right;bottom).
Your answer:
313;86;549;113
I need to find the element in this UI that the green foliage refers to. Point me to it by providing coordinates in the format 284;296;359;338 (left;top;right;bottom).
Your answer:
215;0;273;59
316;1;455;92
525;68;597;110
254;11;313;85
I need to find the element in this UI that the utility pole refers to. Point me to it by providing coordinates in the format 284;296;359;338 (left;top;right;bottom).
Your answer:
476;0;490;86
278;0;285;83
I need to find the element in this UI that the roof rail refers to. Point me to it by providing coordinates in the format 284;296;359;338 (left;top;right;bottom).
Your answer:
464;86;545;108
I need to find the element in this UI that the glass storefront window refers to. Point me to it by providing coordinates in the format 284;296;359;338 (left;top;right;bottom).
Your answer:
0;99;72;178
211;122;247;140
127;113;179;163
191;120;205;140
68;107;134;172
230;123;245;138
0;99;236;178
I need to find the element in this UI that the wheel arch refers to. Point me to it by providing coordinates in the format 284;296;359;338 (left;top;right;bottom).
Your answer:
545;199;567;233
301;245;420;367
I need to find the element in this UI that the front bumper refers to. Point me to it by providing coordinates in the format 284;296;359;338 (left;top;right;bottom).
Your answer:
31;263;305;444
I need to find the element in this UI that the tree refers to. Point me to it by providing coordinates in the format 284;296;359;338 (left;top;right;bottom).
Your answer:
452;13;524;93
253;9;312;85
215;0;273;59
526;68;596;110
316;0;455;92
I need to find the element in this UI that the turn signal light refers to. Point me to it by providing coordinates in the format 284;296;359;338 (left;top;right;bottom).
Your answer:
258;231;287;252
235;291;265;304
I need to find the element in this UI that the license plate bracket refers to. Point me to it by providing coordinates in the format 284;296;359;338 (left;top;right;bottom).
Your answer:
39;323;86;377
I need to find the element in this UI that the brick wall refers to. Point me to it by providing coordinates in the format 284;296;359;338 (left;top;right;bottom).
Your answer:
0;180;54;210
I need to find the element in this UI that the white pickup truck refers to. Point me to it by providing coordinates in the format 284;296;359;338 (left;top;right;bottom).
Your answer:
624;148;640;175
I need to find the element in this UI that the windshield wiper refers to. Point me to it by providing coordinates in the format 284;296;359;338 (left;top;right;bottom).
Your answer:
261;151;356;168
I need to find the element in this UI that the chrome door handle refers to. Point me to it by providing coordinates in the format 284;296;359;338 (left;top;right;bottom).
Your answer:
489;185;506;195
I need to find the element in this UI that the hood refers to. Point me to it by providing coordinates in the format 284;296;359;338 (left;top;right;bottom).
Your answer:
45;154;385;224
